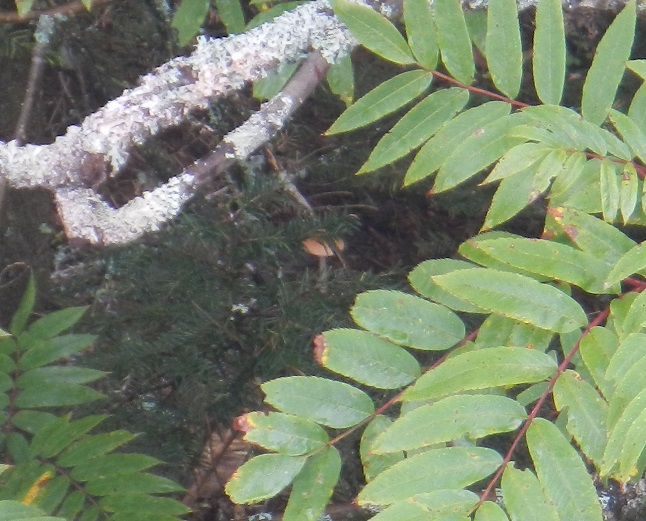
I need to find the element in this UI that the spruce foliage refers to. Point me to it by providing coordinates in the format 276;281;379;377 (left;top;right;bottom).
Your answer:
70;174;400;474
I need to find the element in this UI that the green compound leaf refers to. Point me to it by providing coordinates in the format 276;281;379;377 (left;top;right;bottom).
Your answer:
464;236;610;294
607;333;646;385
484;168;535;230
14;0;36;17
171;0;209;47
30;415;109;459
253;62;298;101
628;58;646;79
84;473;185;495
283;447;341;521
608;293;641;341
372;395;526;453
15;382;104;408
18;334;96;370
236;412;328;456
433;0;474;84
0;500;61;521
476;314;553;352
545;206;635;267
56;491;85;520
31;475;69;514
579;326;618;399
314;329;420;389
599;159;619;222
17;366;106;387
608;109;646;163
605;241;646;287
358;88;469;174
629;82;646;131
474;501;510;521
408;259;483;313
549;153;594;212
246;2;300;28
617;407;646;481
70;454;161;482
621;291;646;339
406;101;511;186
501;465;560;521
459;231;553;279
620;163;638;223
482;142;552;185
533;0;565;104
25;307;87;341
433;114;526;193
78;505;100;521
607;355;646;430
0;353;15;374
120;508;184;521
552;162;603;215
10;274;35;336
261;376;374;428
215;0;245;34
357;447;501;506
326;70;433;134
430;268;588;333
56;430;140;467
603;385;646;478
516;382;549;407
466;11;487;56
326;55;354;105
98;494;189;515
507;122;564;148
521;104;608;154
403;346;557;402
486;0;522;98
369;490;479;521
226;454;306;504
360;415;404;482
332;0;415;65
581;0;636;125
10;410;57;435
527;418;603;521
553;370;607;464
404;0;438;70
351;290;465;350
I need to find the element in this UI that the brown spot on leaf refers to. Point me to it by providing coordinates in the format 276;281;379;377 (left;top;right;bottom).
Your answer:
547;206;564;220
563;225;578;241
313;334;327;365
232;414;252;433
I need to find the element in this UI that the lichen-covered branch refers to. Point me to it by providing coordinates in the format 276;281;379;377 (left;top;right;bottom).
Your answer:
54;51;330;245
0;1;352;245
0;0;636;246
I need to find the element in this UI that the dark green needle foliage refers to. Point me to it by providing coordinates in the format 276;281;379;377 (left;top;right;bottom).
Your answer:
75;174;399;474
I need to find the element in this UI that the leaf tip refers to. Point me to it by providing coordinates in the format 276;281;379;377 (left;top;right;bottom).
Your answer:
232;413;254;433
